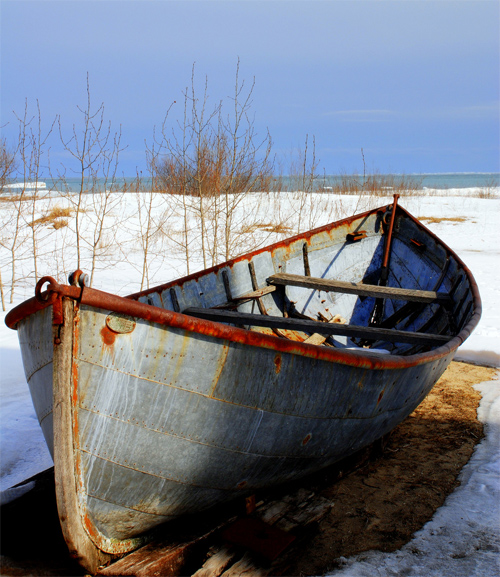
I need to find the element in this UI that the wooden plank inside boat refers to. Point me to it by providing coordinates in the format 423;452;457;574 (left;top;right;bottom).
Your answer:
267;273;452;304
232;285;277;301
183;307;451;345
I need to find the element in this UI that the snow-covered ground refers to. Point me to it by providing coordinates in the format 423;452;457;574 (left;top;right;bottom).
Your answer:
0;190;499;575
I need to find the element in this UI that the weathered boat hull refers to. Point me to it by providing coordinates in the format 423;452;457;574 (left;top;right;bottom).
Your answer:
6;202;480;571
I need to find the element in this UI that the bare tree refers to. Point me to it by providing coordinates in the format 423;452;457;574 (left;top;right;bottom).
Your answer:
1;100;54;304
154;61;274;271
57;74;124;285
229;70;269;256
58;74;111;272
25;101;55;283
0;138;17;192
0;137;18;309
152;97;194;274
87;129;124;286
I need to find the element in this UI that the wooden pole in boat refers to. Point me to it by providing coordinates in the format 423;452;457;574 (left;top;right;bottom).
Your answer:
381;193;400;283
371;193;400;326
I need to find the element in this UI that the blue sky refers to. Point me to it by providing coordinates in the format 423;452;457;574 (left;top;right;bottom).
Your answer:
1;0;499;176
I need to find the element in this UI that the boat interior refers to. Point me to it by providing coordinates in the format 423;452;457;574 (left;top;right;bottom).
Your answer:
134;204;475;357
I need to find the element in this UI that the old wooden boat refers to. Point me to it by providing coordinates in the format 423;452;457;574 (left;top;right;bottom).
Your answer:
5;196;480;572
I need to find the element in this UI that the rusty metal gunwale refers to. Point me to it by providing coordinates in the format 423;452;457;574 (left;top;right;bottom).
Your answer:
127;204;385;298
5;204;481;371
5;285;474;373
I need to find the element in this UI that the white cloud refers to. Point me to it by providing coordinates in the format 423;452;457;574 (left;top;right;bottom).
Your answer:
324;103;499;123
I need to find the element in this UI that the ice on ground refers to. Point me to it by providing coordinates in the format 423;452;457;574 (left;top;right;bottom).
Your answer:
0;322;53;492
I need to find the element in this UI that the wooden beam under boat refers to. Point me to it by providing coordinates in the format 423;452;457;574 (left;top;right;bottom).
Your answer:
183;307;451;346
267;273;452;305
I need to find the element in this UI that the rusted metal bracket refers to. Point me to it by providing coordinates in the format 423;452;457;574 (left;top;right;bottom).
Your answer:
346;230;367;242
52;297;64;331
35;276;59;305
68;269;89;288
35;276;64;330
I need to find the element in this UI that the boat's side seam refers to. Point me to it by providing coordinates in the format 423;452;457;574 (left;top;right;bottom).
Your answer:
79;449;241;491
25;359;53;383
76;406;406;462
39;407;53;426
85;492;177;519
77;358;408;423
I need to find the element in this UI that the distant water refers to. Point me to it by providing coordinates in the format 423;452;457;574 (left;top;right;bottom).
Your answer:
314;173;499;191
414;173;499;189
3;173;499;194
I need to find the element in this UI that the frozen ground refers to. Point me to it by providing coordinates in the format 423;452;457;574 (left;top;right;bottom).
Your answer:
0;190;499;575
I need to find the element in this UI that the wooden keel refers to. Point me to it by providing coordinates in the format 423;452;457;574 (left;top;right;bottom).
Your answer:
52;298;114;573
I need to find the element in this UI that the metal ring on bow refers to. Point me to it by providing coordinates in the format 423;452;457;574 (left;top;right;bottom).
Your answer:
383;210;393;226
35;276;58;304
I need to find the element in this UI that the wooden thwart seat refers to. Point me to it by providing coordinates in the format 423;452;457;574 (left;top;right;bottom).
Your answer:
183;307;450;345
232;285;277;301
267;273;452;305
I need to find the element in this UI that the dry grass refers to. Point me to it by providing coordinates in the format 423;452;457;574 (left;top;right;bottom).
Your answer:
241;222;293;234
0;194;37;204
476;188;498;199
418;216;470;225
319;172;423;197
52;219;69;230
28;206;73;228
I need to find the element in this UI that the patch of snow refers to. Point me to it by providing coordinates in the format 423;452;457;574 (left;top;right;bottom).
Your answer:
0;321;53;492
0;480;36;506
